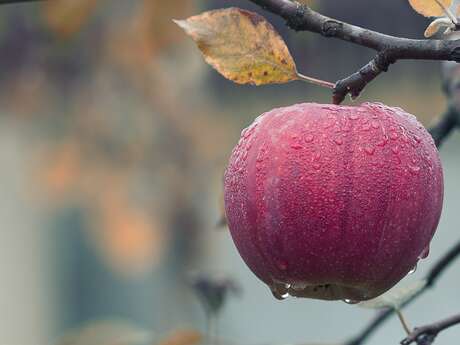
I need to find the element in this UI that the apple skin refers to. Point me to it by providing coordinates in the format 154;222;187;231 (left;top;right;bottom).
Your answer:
224;102;443;301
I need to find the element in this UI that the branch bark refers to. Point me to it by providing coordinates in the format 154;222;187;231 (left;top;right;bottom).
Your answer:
400;312;460;345
248;0;460;104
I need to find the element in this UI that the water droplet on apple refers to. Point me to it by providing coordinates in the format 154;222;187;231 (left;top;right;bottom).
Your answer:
271;290;289;300
304;134;314;143
276;258;288;271
390;131;399;140
408;164;421;175
400;132;410;143
408;263;418;274
343;299;359;304
364;146;375;155
350;114;359;120
377;137;387;147
241;125;257;139
270;282;290;300
419;246;430;259
334;137;343;145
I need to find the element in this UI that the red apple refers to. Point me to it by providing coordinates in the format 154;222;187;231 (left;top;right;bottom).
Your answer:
224;102;443;301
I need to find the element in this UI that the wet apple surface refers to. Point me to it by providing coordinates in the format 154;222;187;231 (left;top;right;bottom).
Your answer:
224;102;444;301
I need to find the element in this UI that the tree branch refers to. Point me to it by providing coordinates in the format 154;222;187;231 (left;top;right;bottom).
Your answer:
428;106;457;147
400;312;460;345
333;52;396;104
248;0;460;103
344;239;460;345
426;61;460;146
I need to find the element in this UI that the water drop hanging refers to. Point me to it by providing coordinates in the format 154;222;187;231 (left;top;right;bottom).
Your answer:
343;299;360;305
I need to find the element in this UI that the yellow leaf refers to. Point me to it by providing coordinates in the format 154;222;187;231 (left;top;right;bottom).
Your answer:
174;8;298;85
408;0;453;17
424;18;452;37
424;22;440;37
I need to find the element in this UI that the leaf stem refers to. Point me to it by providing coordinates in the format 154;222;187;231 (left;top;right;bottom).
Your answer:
396;309;412;335
296;72;335;89
435;0;458;24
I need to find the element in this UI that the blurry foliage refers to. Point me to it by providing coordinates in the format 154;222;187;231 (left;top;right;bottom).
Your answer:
0;0;238;281
56;319;153;345
56;320;202;345
157;329;202;345
43;0;101;38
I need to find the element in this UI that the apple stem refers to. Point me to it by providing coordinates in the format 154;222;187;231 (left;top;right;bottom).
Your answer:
296;72;335;89
396;309;412;335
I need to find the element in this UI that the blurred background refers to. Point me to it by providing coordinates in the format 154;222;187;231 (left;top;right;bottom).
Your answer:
0;1;459;345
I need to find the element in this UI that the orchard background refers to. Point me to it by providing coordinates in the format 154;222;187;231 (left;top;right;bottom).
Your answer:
0;1;458;345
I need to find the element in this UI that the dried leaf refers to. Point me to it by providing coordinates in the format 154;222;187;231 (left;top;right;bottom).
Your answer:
174;8;298;85
424;17;453;37
425;20;443;37
408;0;453;17
358;280;427;310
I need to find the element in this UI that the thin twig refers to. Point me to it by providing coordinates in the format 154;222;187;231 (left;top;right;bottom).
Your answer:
429;61;460;146
248;0;460;103
428;106;458;147
333;52;395;104
400;312;460;345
